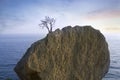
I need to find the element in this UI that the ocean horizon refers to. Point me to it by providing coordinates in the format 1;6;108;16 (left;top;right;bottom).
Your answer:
0;33;120;80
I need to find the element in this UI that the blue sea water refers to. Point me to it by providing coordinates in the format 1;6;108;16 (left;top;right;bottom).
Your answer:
0;34;44;80
103;34;120;80
0;34;120;80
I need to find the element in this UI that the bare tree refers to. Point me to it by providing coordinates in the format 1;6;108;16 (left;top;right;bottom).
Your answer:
39;16;55;33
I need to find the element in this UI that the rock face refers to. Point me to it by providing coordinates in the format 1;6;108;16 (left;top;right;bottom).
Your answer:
14;26;110;80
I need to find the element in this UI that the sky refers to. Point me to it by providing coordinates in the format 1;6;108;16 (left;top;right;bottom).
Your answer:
0;0;120;34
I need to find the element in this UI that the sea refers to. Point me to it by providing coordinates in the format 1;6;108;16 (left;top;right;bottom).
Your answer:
0;33;120;80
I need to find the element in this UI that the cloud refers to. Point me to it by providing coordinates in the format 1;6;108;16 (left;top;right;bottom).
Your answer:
82;8;120;33
103;27;120;33
0;0;120;34
86;9;120;20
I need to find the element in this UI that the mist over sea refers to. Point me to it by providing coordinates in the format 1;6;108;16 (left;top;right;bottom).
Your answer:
0;34;120;80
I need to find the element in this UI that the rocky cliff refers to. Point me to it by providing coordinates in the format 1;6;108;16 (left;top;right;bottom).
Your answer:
14;26;110;80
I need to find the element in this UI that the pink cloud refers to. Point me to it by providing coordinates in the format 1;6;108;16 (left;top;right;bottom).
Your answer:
86;9;120;20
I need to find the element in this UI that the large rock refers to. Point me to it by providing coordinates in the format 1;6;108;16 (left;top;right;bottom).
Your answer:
14;26;110;80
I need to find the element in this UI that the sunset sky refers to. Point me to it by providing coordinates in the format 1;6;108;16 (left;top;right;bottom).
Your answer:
0;0;120;34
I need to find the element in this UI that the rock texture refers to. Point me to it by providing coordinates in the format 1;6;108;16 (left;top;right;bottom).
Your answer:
14;26;110;80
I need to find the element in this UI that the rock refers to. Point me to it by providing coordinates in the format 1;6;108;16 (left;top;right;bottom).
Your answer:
14;25;110;80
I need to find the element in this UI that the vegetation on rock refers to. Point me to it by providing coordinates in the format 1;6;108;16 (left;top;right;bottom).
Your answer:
39;16;55;33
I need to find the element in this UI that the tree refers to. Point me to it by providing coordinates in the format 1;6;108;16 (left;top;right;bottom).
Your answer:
39;16;55;33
